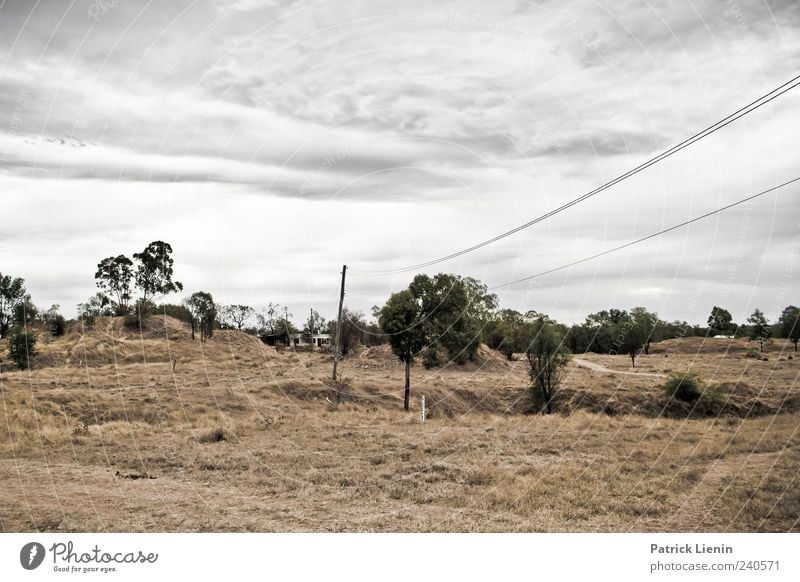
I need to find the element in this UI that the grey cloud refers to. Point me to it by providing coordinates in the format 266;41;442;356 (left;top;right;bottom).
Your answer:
2;0;799;324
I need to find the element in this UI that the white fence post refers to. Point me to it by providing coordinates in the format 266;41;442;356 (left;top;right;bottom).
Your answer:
421;395;426;424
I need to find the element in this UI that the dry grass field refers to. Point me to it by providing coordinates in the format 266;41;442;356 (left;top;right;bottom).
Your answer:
1;316;799;532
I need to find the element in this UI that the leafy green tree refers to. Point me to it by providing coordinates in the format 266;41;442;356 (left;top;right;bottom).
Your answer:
378;289;427;411
707;306;734;336
133;241;183;303
518;318;569;414
461;277;499;324
95;255;134;313
0;273;26;338
222;304;255;331
409;273;491;366
7;326;37;370
779;305;799;352
185;292;217;342
747;308;770;351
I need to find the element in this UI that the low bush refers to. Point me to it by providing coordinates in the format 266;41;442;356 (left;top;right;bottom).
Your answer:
663;372;703;402
198;427;227;443
124;299;154;330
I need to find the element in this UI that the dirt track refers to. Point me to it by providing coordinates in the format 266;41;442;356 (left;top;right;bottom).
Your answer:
572;358;666;378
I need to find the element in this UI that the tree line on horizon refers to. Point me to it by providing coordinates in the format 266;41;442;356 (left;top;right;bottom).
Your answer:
2;241;799;413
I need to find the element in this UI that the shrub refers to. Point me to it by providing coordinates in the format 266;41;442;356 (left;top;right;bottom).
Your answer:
43;305;66;337
47;313;66;337
422;347;440;369
77;293;113;330
7;326;37;369
663;372;703;402
124;299;153;330
198;427;227;443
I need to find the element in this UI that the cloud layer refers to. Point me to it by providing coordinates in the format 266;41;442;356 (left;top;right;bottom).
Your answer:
1;0;799;324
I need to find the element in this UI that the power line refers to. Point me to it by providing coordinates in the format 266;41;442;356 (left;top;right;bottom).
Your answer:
487;176;800;290
351;74;800;276
344;176;798;338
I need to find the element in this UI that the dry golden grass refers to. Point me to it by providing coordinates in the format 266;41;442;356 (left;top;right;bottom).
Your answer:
0;317;798;532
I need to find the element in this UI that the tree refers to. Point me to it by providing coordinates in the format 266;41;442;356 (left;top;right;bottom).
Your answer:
409;273;488;366
185;292;217;342
779;305;800;352
328;307;366;356
707;306;734;336
158;303;193;325
222;304;255;331
95;255;134;313
303;308;326;335
77;293;113;329
519;318;569;414
611;312;650;368
0;273;26;338
272;312;297;344
12;294;38;329
583;309;629;354
362;320;388;347
747;308;770;351
7;326;37;370
378;289;427;411
257;303;289;334
42;304;66;337
132;241;183;303
484;309;522;360
630;307;659;355
461;276;499;324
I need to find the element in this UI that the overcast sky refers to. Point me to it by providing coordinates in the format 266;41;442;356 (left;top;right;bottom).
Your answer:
1;0;799;325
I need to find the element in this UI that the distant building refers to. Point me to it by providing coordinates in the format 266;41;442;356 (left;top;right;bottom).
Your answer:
260;331;331;349
289;332;331;348
259;331;289;346
713;335;735;339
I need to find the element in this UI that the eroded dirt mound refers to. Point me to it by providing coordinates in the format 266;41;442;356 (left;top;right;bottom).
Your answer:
650;337;758;357
21;316;274;369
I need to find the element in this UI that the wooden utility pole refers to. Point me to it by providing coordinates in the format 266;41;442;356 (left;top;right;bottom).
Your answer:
309;307;314;352
332;265;347;402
